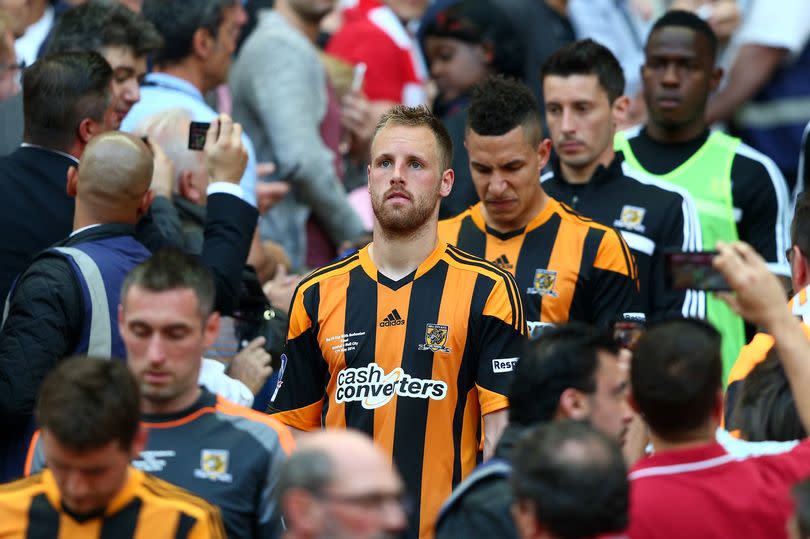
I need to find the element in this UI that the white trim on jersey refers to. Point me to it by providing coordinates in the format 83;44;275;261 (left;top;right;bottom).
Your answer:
620;230;656;256
736;142;792;278
797;121;810;202
628;454;738;481
621;163;705;319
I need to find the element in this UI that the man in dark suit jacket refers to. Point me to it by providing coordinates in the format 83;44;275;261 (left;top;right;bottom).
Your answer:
0;52;112;303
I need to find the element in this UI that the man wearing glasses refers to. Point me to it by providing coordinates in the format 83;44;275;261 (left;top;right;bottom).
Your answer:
277;430;408;539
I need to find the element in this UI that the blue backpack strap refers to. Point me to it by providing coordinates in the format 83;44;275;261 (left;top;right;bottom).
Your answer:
436;458;512;525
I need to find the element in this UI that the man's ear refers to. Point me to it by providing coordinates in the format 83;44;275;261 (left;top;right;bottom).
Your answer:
138;190;155;218
612;95;631;126
558;388;591;421
66;166;79;198
709;66;724;93
203;311;221;348
178;170;201;204
78;118;101;145
130;426;149;458
191;27;215;61
439;168;454;198
536;139;552;170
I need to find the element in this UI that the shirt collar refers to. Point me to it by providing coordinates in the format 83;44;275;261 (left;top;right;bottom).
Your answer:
19;143;79;165
629;441;729;477
143;72;205;103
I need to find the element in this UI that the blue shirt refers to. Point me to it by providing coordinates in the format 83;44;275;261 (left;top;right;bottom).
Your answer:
121;72;258;206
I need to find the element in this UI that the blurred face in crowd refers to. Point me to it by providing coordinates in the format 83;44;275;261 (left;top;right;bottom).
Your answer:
586;352;633;444
642;26;720;138
288;0;337;23
100;45;147;129
289;436;408;539
120;286;219;414
424;37;491;103
385;0;429;22
206;2;247;88
0;0;29;37
544;74;624;174
368;124;452;237
42;430;144;517
466;125;551;233
0;30;20;102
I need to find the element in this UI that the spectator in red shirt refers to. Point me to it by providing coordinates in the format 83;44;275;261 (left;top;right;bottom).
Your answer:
628;241;810;539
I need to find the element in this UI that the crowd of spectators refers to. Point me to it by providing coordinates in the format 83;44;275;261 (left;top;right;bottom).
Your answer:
0;0;809;538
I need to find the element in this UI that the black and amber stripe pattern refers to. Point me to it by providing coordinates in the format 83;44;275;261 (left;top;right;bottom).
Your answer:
272;242;525;539
0;468;225;538
439;199;639;329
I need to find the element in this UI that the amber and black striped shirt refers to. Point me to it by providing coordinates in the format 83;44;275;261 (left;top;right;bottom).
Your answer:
0;467;225;538
270;241;525;539
439;198;639;337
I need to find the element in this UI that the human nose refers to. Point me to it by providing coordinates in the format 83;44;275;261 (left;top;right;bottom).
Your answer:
560;107;576;134
661;63;680;86
64;471;91;500
487;172;508;196
146;334;166;363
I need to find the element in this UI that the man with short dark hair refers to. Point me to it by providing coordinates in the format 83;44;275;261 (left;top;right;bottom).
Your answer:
435;323;631;539
511;421;628;539
0;51;112;302
0;357;226;537
616;10;792;375
627;241;810;537
44;1;163;129
540;39;701;320
271;105;525;539
439;76;638;336
122;0;259;206
278;430;407;539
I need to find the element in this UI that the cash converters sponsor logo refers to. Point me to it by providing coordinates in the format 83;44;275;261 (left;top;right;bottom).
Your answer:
335;363;448;410
380;309;405;327
492;357;518;373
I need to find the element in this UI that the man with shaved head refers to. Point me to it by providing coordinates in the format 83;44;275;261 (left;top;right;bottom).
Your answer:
278;430;408;539
0;115;253;482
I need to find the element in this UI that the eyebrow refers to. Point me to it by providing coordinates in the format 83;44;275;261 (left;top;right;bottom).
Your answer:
375;152;429;163
613;380;629;396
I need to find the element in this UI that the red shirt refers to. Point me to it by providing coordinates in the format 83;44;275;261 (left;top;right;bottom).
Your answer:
327;5;427;105
628;439;810;538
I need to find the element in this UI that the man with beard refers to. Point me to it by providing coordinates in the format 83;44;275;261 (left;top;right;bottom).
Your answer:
269;105;526;539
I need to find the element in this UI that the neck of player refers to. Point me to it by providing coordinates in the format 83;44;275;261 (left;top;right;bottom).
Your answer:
560;145;615;185
141;386;202;416
646;116;707;145
648;421;717;454
369;221;439;282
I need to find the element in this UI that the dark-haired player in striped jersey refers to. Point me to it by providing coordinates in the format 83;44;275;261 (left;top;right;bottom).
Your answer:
439;77;638;338
270;105;526;539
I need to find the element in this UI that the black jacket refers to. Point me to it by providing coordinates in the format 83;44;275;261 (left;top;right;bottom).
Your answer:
542;154;697;319
0;193;257;481
434;425;523;539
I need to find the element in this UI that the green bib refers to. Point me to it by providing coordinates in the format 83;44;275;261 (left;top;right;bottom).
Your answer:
616;130;745;381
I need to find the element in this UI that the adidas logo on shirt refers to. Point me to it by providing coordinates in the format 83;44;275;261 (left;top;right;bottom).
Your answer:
380;309;406;327
494;255;513;270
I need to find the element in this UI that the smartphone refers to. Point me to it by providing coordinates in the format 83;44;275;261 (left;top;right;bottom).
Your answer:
665;251;731;291
611;319;645;350
188;121;211;151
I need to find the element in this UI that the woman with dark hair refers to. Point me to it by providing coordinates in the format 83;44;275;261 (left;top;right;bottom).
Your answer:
420;0;525;218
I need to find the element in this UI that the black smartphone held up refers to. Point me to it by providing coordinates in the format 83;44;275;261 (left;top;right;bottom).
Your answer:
188;121;211;151
611;317;645;350
665;251;732;291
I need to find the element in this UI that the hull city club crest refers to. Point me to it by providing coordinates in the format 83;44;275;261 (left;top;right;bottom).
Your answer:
527;269;558;297
418;323;451;353
614;205;647;233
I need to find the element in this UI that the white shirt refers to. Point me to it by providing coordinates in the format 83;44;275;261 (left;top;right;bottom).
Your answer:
14;7;54;68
